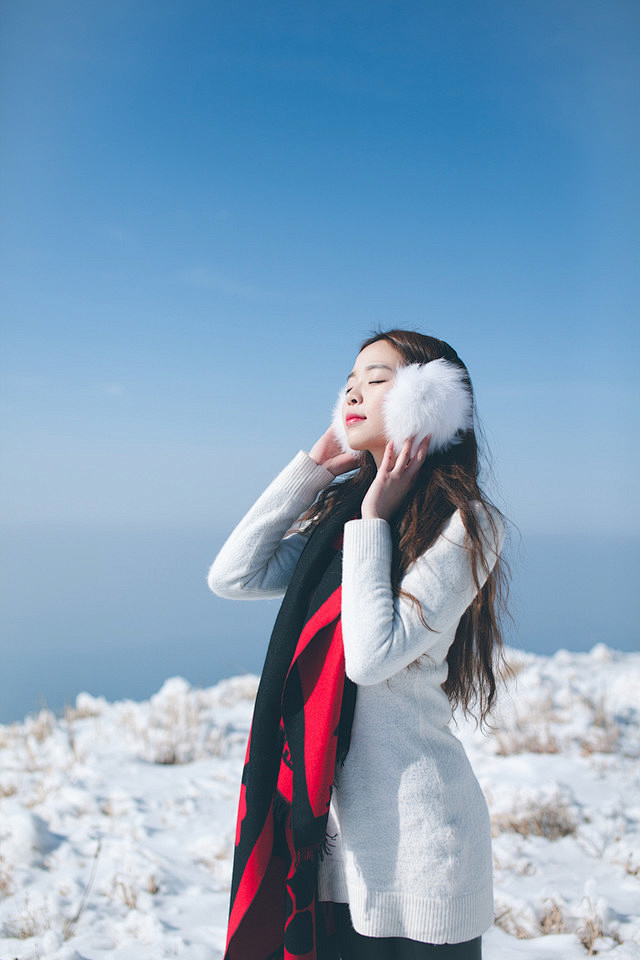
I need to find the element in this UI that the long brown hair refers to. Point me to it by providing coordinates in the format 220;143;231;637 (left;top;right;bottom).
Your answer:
302;329;510;724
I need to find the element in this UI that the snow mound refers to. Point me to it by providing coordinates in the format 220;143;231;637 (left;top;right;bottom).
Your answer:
1;651;639;959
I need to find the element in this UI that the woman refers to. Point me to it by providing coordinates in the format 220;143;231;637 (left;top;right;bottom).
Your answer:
208;330;509;960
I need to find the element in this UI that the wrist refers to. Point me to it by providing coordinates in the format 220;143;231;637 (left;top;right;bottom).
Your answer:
307;451;330;473
307;442;324;468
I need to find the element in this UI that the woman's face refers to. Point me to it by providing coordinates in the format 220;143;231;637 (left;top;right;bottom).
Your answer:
342;340;403;465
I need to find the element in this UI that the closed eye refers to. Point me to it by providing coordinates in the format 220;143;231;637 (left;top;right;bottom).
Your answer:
346;379;388;393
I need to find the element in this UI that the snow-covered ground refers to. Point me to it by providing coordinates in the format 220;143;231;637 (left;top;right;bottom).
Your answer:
1;645;638;959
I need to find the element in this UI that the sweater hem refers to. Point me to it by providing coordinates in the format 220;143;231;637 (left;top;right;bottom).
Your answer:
318;871;493;944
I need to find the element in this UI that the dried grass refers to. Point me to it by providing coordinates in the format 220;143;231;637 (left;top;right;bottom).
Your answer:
577;899;604;956
494;724;559;756
1;899;51;939
494;905;535;939
64;705;79;761
114;879;138;910
62;839;101;941
0;855;13;898
580;728;620;755
576;897;623;955
27;711;54;744
138;689;225;764
540;899;566;935
491;686;621;758
65;701;103;721
492;798;577;841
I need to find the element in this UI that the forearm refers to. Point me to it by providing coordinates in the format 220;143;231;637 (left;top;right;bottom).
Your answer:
207;451;334;599
341;506;504;685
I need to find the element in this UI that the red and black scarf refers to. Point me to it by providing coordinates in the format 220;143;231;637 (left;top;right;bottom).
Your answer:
224;506;357;960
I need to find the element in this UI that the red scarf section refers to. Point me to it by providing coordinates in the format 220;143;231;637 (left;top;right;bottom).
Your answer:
224;528;353;960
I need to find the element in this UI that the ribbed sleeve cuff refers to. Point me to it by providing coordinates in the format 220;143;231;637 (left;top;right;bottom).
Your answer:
282;450;335;504
343;518;392;564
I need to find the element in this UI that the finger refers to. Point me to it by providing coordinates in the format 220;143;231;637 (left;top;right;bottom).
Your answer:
417;434;431;461
393;437;413;472
405;434;431;477
414;433;431;461
381;440;396;471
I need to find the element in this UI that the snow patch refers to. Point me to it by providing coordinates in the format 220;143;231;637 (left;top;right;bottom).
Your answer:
1;653;639;959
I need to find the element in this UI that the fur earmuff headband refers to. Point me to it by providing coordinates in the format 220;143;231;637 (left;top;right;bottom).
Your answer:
332;359;473;458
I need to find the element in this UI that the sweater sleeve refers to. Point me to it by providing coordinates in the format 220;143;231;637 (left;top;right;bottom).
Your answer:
207;451;335;600
340;504;505;686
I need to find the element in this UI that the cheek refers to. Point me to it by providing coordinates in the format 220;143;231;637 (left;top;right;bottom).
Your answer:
374;388;393;418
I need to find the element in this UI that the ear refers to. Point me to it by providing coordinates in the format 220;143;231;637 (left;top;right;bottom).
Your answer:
383;360;473;456
331;387;360;456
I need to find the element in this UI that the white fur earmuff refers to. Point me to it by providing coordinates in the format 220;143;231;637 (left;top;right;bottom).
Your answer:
331;359;473;458
384;360;473;456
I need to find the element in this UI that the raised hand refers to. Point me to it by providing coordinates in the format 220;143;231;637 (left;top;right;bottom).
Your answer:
361;435;431;522
309;426;361;477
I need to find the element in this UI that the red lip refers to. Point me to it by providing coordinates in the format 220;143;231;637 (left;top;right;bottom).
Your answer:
346;415;366;425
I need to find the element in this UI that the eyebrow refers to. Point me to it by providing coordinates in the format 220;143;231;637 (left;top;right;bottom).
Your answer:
347;363;394;381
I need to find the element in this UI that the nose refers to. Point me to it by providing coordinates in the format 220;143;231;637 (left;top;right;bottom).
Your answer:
346;384;362;404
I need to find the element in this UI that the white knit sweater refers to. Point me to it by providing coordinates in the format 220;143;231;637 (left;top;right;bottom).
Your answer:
208;451;505;945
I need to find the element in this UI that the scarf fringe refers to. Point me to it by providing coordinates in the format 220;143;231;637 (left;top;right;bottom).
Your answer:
295;845;318;867
292;831;338;868
320;832;337;860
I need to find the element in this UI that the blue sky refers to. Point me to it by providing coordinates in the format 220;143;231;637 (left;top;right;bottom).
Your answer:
0;1;638;717
2;0;639;532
